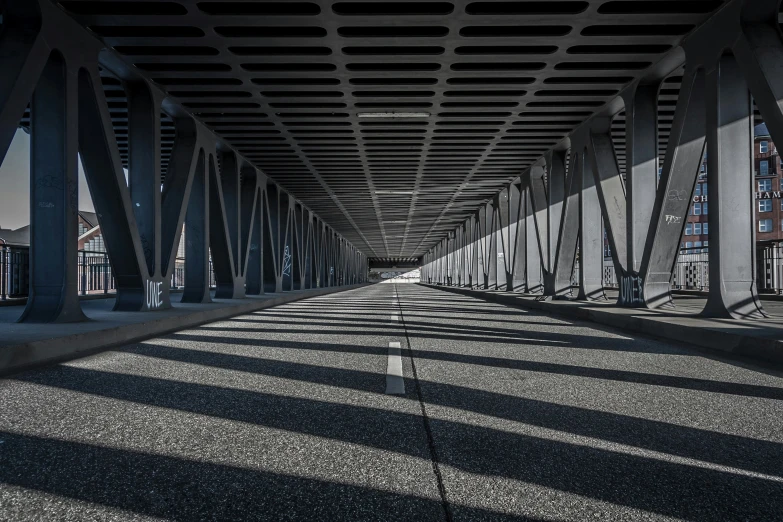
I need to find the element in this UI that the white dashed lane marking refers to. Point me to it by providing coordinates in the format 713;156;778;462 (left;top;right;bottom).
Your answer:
385;341;405;395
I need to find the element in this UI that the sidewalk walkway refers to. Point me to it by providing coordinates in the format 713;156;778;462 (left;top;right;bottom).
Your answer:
423;285;783;367
0;285;366;375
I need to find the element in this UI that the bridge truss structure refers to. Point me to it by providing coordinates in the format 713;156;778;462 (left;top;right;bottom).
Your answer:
423;0;783;319
0;0;366;323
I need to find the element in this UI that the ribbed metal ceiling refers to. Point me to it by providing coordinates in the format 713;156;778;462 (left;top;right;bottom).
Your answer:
55;0;727;263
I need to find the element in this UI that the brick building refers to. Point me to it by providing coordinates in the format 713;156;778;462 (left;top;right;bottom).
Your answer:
752;123;783;242
680;122;783;251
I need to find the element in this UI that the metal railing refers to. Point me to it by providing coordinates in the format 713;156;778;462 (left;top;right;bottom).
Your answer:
671;248;710;291
758;243;783;295
78;250;115;295
600;249;711;291
2;245;216;301
599;245;783;294
0;245;29;300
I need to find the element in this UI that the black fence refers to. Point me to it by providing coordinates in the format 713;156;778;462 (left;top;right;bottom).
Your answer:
0;245;29;300
1;244;212;301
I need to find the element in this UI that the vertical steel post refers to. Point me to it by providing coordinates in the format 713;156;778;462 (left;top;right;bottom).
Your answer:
524;187;543;293
703;55;765;318
19;52;86;323
182;150;211;303
578;147;605;300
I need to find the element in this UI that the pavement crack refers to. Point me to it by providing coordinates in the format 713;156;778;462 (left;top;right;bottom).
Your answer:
394;284;454;522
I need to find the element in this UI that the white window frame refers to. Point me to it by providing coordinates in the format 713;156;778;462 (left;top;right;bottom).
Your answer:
759;219;773;233
761;141;769;153
685;223;693;235
759;179;772;191
760;199;773;212
693;202;701;215
694;223;702;235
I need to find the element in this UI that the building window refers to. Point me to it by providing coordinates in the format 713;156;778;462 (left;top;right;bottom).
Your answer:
760;160;770;176
685;241;694;250
759;179;772;191
761;141;769;153
703;222;709;235
760;199;773;212
703;202;708;215
695;183;701;196
685;223;693;235
694;241;703;252
702;182;707;195
694;223;702;235
759;219;773;233
693;202;701;215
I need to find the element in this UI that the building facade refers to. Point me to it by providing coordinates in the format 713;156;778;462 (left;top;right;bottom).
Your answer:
753;123;783;242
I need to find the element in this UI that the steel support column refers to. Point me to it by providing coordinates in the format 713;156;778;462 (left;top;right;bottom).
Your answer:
182;151;211;303
550;150;581;297
613;82;660;306
703;55;765;318
524;186;543;293
640;67;707;309
578;145;605;300
507;182;526;292
19;52;85;322
494;192;509;290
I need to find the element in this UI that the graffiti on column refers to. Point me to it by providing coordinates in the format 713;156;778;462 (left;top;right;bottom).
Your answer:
146;279;163;309
619;274;644;307
282;245;292;276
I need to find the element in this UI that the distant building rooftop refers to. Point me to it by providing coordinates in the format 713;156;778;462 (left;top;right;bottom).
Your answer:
0;211;97;246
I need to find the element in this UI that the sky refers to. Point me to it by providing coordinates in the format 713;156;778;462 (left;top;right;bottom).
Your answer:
0;128;97;230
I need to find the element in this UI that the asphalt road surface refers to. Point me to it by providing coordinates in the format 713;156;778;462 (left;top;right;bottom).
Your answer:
1;284;782;521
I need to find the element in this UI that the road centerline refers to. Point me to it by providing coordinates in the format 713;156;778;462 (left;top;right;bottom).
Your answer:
385;341;405;395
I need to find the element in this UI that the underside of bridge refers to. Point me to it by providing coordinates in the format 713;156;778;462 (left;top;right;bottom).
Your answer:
44;0;728;265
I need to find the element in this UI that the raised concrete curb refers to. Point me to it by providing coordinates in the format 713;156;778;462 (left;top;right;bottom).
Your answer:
422;284;783;368
1;284;368;376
